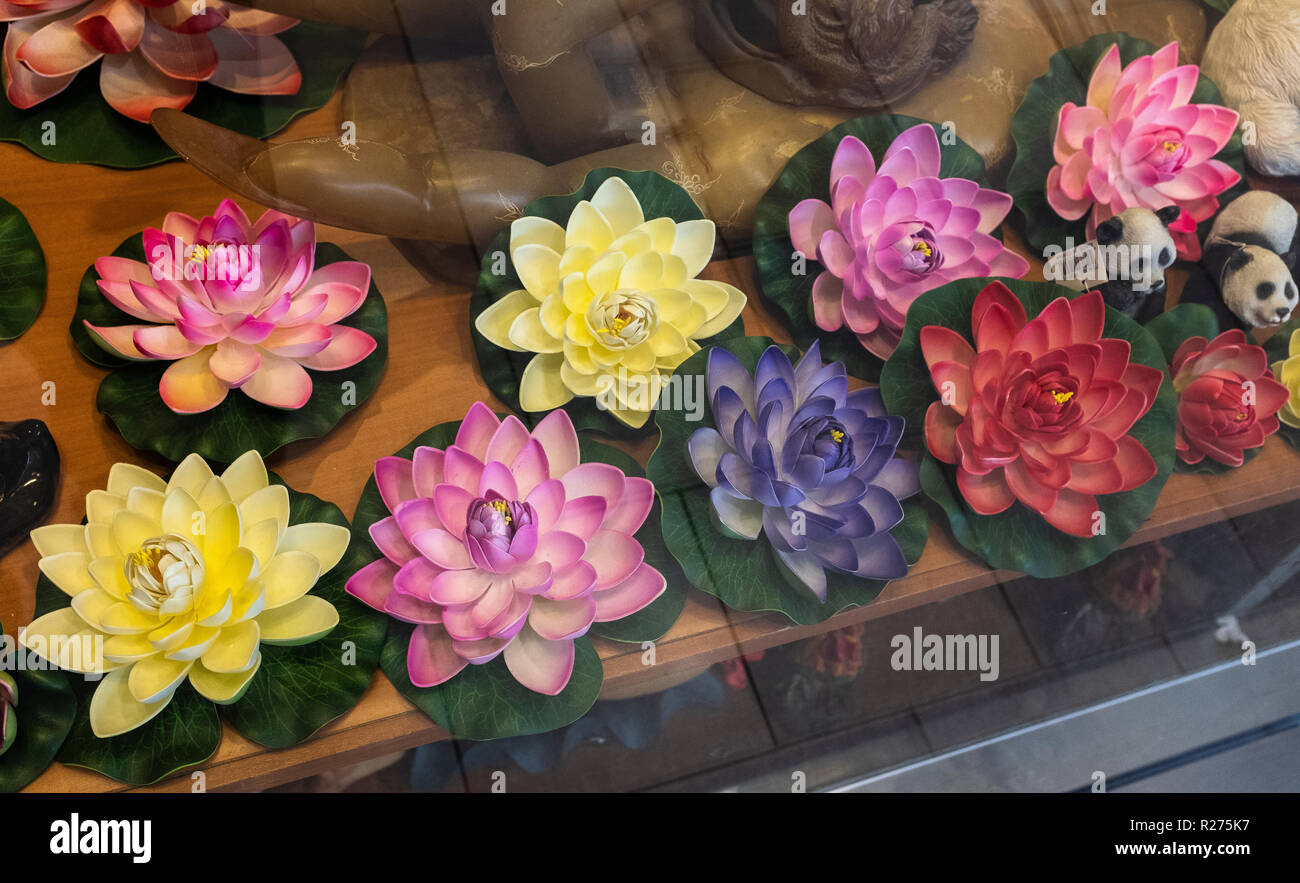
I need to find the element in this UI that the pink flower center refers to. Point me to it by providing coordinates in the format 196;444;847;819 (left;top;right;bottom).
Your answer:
1006;369;1083;434
467;495;533;545
898;227;941;274
1147;133;1189;176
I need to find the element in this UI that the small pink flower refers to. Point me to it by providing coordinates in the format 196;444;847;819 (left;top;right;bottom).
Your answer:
1045;42;1241;261
2;0;301;123
85;199;377;413
788;123;1029;360
347;405;666;696
1170;330;1289;467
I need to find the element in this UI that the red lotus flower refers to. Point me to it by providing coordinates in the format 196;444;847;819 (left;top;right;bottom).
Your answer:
1170;330;1288;467
922;283;1164;536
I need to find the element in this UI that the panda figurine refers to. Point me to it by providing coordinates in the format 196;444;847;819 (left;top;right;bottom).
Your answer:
1181;191;1299;331
1091;206;1181;322
1043;206;1179;322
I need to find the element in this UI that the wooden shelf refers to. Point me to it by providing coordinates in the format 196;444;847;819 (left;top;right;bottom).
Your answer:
5;98;1299;793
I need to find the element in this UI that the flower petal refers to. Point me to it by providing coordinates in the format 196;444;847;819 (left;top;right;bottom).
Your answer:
503;625;574;695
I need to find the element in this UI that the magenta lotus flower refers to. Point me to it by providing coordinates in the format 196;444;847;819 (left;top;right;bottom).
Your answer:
347;404;666;696
2;0;301;123
84;198;377;413
1046;41;1241;261
789;123;1030;360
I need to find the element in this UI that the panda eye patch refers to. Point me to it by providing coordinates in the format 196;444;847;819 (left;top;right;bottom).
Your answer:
1288;283;1297;301
1258;281;1277;300
1159;248;1173;267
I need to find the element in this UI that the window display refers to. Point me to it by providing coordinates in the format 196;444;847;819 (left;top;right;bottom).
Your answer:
0;0;1296;824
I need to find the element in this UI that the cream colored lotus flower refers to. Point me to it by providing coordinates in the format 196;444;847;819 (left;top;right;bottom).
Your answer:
20;451;346;738
475;176;746;428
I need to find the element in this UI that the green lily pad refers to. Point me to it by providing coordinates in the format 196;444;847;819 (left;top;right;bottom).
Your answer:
0;21;364;168
38;475;382;785
1144;304;1260;474
352;415;686;740
880;278;1176;579
646;335;929;626
1007;32;1248;259
469;167;745;439
0;618;77;792
71;238;388;464
753;113;993;383
0;195;46;341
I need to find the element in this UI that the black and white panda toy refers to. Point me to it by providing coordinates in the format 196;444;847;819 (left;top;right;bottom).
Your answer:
1181;191;1300;331
1043;206;1179;322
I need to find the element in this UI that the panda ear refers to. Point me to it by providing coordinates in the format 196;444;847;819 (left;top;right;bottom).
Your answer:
1227;249;1254;273
1096;219;1123;245
1281;250;1298;272
1155;206;1181;227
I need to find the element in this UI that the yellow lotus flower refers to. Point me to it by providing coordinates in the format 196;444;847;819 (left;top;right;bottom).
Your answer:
475;176;746;428
1271;328;1300;429
20;451;347;738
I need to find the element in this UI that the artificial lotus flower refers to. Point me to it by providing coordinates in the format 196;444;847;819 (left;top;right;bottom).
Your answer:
19;451;346;737
3;0;301;123
788;124;1030;360
0;670;15;756
1170;330;1287;467
688;340;920;600
1045;41;1240;261
1273;328;1300;429
922;283;1164;537
84;199;376;414
474;176;746;429
347;404;665;695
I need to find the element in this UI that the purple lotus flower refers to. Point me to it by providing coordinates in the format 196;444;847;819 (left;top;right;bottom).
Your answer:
688;341;921;600
789;124;1030;360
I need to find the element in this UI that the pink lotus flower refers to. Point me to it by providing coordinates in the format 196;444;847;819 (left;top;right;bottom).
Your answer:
922;283;1164;536
1170;330;1288;467
84;198;377;413
347;404;666;696
1045;42;1241;261
789;123;1030;360
2;0;301;123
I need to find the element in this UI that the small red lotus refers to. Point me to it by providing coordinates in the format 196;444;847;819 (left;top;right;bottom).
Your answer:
922;283;1164;536
1170;330;1288;467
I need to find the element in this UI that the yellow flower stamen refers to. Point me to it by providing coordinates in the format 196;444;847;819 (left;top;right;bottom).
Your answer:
127;546;166;572
597;314;631;336
830;429;845;443
1235;412;1246;422
1052;390;1074;405
912;241;933;258
490;499;512;524
189;244;210;263
1162;140;1181;154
